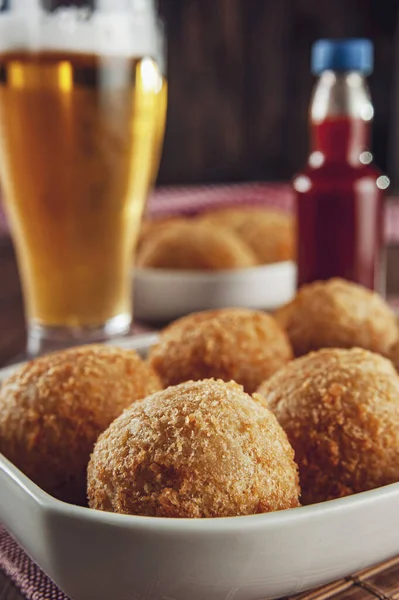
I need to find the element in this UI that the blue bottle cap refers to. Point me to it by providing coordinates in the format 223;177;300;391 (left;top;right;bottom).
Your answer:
312;39;374;75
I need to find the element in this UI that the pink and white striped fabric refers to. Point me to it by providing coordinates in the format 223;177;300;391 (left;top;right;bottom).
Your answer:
0;181;398;241
0;527;68;600
146;181;294;217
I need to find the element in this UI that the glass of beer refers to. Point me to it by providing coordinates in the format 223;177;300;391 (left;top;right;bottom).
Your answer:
0;0;166;356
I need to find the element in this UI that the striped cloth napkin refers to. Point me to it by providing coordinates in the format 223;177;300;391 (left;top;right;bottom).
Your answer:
0;181;294;240
0;181;398;241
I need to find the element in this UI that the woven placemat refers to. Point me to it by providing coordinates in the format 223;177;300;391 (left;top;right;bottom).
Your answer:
290;555;399;599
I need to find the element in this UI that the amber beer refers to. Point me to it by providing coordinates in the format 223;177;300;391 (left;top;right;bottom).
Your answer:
0;51;166;328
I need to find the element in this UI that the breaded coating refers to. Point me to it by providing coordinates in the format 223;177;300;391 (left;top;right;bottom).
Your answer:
257;348;399;505
148;308;293;393
87;379;300;517
137;220;257;270
274;278;398;357
138;216;185;249
202;207;295;264
0;345;162;504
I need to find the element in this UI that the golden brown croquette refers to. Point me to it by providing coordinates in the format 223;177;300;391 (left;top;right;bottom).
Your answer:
201;207;295;264
274;278;398;357
257;348;399;505
148;308;293;393
138;216;186;250
0;345;162;504
137;220;257;270
87;379;300;517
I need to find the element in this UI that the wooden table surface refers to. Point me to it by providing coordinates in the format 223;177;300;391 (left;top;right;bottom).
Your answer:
1;236;399;600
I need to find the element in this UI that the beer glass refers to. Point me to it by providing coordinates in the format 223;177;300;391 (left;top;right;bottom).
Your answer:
0;0;166;356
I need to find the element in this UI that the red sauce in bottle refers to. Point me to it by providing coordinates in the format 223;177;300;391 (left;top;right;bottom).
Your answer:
294;115;385;290
294;39;388;292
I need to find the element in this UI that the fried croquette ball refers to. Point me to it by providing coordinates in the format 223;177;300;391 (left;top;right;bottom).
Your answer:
138;216;185;249
202;207;295;264
137;220;257;270
148;308;293;393
87;379;300;517
274;278;397;357
257;348;399;505
0;345;162;504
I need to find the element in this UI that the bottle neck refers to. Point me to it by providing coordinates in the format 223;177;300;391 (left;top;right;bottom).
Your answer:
310;71;373;164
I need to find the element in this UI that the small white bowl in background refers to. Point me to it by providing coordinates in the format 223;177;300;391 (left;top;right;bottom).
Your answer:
133;261;297;322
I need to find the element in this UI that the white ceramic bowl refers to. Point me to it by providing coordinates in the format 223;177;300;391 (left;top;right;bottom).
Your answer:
2;454;399;600
133;261;297;322
1;335;399;600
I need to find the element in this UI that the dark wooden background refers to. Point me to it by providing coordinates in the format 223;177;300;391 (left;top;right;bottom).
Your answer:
157;0;399;186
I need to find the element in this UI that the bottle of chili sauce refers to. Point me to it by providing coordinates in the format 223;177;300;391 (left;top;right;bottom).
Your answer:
293;39;389;291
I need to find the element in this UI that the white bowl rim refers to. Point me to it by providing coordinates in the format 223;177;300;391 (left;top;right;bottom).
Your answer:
134;261;296;282
2;452;399;534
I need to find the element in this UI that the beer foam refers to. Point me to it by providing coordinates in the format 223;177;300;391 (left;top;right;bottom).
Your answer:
0;4;160;59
